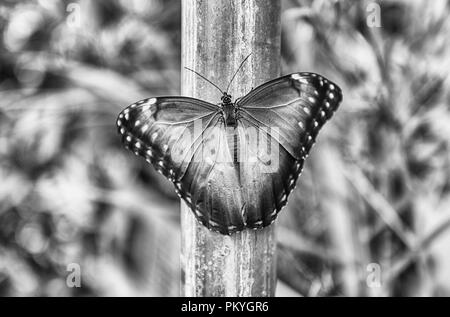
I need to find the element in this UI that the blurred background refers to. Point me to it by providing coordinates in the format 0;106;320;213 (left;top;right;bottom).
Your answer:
0;0;449;296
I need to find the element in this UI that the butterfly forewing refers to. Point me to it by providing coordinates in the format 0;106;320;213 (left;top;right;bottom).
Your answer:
238;73;342;160
116;97;220;181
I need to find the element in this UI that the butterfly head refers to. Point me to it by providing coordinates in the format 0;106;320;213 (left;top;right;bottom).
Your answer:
221;92;232;105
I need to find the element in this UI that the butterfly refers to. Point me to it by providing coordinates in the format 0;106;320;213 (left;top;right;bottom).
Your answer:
116;57;342;235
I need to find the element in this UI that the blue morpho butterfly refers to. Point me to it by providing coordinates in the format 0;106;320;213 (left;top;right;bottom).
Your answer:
117;55;342;235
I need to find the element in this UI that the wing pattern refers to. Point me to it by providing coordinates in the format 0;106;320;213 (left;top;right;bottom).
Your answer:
117;72;342;234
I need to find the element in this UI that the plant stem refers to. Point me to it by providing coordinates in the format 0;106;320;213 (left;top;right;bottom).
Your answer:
180;0;281;297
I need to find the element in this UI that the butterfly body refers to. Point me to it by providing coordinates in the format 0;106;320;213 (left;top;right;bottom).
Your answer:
117;72;342;235
220;92;238;127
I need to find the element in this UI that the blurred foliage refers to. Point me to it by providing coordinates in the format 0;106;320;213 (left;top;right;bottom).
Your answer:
0;0;450;296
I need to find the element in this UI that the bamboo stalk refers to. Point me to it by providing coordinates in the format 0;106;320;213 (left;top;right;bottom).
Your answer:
180;0;281;297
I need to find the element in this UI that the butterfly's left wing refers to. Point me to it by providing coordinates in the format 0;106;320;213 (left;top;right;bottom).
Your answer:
236;72;342;225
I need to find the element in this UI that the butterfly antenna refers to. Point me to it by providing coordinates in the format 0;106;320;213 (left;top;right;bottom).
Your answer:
184;67;224;94
225;53;252;93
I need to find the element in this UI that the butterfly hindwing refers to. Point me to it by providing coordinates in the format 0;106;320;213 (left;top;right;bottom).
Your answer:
235;120;303;228
183;124;248;233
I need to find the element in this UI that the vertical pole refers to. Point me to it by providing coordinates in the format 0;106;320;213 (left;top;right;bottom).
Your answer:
181;0;281;296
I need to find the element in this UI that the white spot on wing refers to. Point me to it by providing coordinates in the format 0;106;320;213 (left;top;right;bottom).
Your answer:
289;178;295;186
303;107;311;115
134;120;140;127
291;73;309;84
308;97;316;103
148;98;157;105
141;124;149;133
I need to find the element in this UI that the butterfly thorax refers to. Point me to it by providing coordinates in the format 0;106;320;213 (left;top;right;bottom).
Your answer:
221;93;237;127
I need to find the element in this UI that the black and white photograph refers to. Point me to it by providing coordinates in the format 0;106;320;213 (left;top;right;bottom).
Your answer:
0;0;450;301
